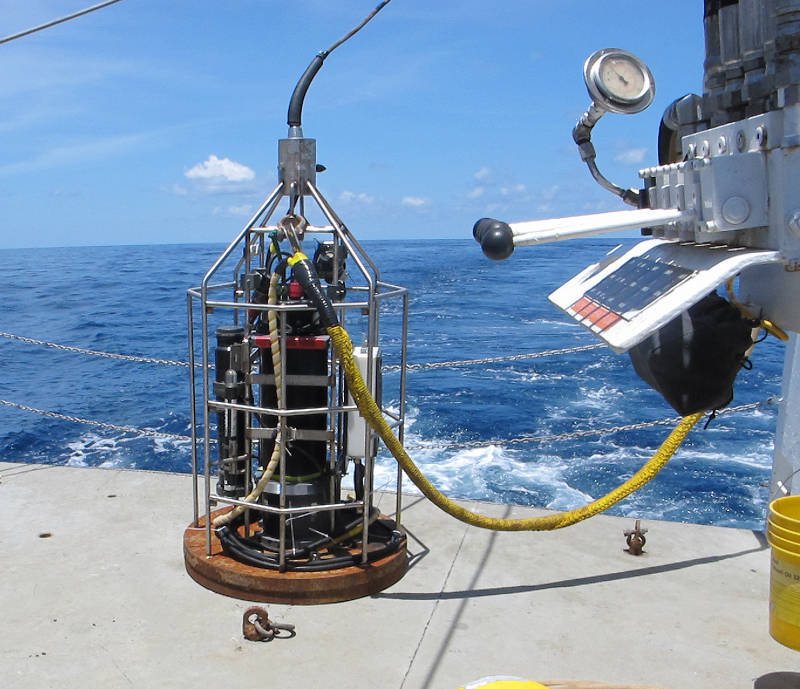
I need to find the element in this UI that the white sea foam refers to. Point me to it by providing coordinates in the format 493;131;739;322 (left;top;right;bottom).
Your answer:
485;366;568;383
670;442;774;469
374;443;516;501
66;432;127;467
64;424;189;469
153;434;192;454
374;402;599;512
518;316;583;330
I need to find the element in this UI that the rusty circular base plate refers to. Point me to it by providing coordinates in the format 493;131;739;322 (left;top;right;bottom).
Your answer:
184;508;407;605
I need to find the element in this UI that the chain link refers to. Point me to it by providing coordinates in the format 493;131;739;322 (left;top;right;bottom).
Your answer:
402;401;775;451
0;331;194;367
0;399;192;441
384;342;604;372
0;331;781;450
1;398;776;450
1;331;602;372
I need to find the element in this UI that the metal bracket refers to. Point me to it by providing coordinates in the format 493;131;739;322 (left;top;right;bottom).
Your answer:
278;138;316;195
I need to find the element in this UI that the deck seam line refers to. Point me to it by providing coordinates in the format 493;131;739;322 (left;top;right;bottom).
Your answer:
397;525;469;689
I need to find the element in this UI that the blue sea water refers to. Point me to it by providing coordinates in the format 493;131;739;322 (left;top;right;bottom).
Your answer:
0;238;785;529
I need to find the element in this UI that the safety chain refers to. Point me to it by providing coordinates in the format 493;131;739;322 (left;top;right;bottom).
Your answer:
0;399;191;441
384;343;604;372
0;331;193;368
402;400;778;451
1;398;778;449
1;331;601;371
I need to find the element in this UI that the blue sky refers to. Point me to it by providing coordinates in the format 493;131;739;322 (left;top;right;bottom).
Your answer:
0;0;704;249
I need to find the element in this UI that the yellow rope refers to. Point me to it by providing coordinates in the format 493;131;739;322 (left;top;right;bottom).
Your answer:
328;324;704;532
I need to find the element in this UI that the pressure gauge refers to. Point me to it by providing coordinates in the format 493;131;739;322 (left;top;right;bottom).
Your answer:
583;48;655;115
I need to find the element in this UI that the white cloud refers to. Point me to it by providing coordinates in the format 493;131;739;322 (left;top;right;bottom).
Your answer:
541;184;559;199
340;190;375;204
185;155;254;182
614;147;648;165
474;167;491;181
402;196;429;207
500;183;527;197
211;204;256;217
467;186;485;199
167;183;187;196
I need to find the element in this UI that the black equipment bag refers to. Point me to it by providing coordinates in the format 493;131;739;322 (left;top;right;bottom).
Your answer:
628;293;757;416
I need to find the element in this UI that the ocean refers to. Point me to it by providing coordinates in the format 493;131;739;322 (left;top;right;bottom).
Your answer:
0;238;785;529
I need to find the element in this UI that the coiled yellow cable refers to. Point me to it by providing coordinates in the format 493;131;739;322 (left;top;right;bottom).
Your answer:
328;324;704;532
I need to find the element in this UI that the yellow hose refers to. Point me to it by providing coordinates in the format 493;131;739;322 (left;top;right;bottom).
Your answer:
725;277;789;342
328;324;704;532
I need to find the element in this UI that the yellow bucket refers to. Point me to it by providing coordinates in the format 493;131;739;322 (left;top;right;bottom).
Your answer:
769;495;800;530
457;680;548;689
767;496;800;651
768;529;800;554
768;519;800;545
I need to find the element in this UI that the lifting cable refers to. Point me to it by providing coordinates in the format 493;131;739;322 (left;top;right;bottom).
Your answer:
0;0;124;47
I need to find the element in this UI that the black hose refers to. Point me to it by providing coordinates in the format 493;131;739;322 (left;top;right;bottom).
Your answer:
216;510;402;571
284;1;392;129
287;54;326;128
219;532;400;571
291;258;339;329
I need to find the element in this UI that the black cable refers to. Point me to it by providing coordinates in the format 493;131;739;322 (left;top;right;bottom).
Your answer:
291;258;339;329
287;1;393;128
266;252;292;278
217;509;402;571
219;531;400;571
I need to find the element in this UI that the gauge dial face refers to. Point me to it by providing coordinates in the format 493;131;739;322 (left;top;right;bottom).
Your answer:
583;48;655;114
597;54;646;102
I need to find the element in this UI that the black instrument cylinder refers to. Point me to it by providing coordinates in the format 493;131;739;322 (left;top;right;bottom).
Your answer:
257;335;331;549
215;326;248;497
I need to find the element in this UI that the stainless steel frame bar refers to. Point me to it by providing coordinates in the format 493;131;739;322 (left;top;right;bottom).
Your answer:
187;177;408;566
215;495;365;516
187;291;199;526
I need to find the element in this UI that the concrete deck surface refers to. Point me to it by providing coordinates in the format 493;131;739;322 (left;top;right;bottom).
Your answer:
1;460;799;689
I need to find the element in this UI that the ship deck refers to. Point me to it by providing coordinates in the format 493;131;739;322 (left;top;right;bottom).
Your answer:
2;460;798;689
